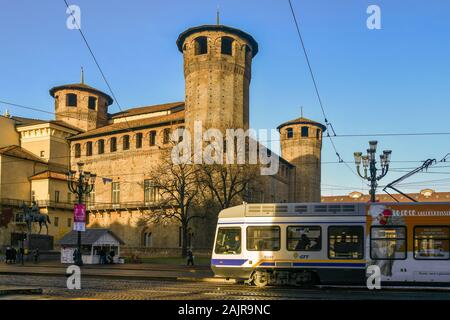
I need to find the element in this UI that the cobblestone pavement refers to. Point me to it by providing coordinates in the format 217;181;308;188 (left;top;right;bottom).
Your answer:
1;275;450;300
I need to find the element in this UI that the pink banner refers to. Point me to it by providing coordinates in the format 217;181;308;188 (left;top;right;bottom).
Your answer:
74;204;86;223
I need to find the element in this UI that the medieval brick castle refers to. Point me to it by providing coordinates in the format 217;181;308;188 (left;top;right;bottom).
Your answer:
0;24;325;251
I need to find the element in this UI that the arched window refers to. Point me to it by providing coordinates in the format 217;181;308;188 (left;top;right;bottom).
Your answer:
286;128;293;139
86;141;93;156
98;139;105;154
221;37;234;55
136;133;143;149
163;128;171;144
194;36;208;55
301;126;309;137
110;137;117;152
66;93;77;107
149;131;156;146
74;143;81;158
88;96;97;110
123;135;130;150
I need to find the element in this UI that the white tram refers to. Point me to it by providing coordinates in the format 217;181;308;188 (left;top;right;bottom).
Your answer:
211;202;450;287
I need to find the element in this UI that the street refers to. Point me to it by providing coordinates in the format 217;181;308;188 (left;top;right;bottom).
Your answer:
1;274;450;300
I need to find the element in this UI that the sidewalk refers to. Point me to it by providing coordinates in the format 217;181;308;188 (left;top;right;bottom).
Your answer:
0;287;43;296
0;261;235;283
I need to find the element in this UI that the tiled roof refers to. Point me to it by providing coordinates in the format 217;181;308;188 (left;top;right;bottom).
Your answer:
12;117;82;132
68;110;185;140
58;228;125;246
0;145;47;163
49;83;113;105
277;117;326;131
111;102;184;119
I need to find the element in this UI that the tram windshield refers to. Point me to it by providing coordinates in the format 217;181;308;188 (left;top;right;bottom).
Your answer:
215;227;242;254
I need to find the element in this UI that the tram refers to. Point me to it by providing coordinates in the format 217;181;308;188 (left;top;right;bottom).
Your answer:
211;202;450;287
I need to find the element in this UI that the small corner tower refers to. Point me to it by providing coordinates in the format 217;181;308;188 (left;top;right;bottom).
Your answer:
176;24;258;132
49;71;113;132
278;116;326;203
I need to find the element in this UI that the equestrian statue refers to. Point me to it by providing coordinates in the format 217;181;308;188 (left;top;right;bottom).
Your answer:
20;201;51;235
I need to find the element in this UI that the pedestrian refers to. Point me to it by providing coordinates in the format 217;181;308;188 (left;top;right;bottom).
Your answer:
11;247;17;264
99;248;106;264
108;250;115;264
5;247;11;264
186;249;194;266
33;248;40;264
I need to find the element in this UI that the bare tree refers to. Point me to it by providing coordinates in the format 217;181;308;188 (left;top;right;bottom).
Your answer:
198;162;261;210
143;147;203;257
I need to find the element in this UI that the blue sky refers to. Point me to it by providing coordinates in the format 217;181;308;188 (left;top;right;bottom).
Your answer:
1;0;450;195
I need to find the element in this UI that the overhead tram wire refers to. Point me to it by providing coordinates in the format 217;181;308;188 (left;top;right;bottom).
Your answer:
3;99;450;140
287;0;358;178
62;0;134;134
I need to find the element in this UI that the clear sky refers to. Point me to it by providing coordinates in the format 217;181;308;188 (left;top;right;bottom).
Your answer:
1;0;450;196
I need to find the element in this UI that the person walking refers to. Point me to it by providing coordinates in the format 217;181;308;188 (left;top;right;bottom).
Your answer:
5;247;11;264
33;248;40;264
186;249;194;266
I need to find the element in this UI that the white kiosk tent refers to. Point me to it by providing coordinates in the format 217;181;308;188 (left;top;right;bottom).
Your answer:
58;228;125;264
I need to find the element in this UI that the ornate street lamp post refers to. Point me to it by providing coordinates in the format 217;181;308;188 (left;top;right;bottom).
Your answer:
354;141;392;203
67;162;96;266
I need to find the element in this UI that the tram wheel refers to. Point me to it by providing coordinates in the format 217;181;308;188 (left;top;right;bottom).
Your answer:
253;271;269;288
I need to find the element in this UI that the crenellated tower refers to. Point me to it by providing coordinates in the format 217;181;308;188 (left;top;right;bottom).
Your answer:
176;25;258;132
49;74;113;132
278;117;326;202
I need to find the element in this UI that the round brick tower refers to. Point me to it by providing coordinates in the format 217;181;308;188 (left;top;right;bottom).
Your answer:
278;117;326;203
49;81;113;132
176;25;258;132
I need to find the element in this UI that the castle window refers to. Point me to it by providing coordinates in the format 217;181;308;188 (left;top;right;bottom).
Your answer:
301;126;309;137
86;141;93;156
110;137;117;152
111;182;120;205
163;128;171;144
286;128;293;139
149;131;156;146
221;37;234;55
74;143;81;158
194;36;208;55
144;179;159;203
66;93;77;107
98;139;105;154
136;133;143;149
123;135;130;150
88;96;97;110
316;128;321;140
